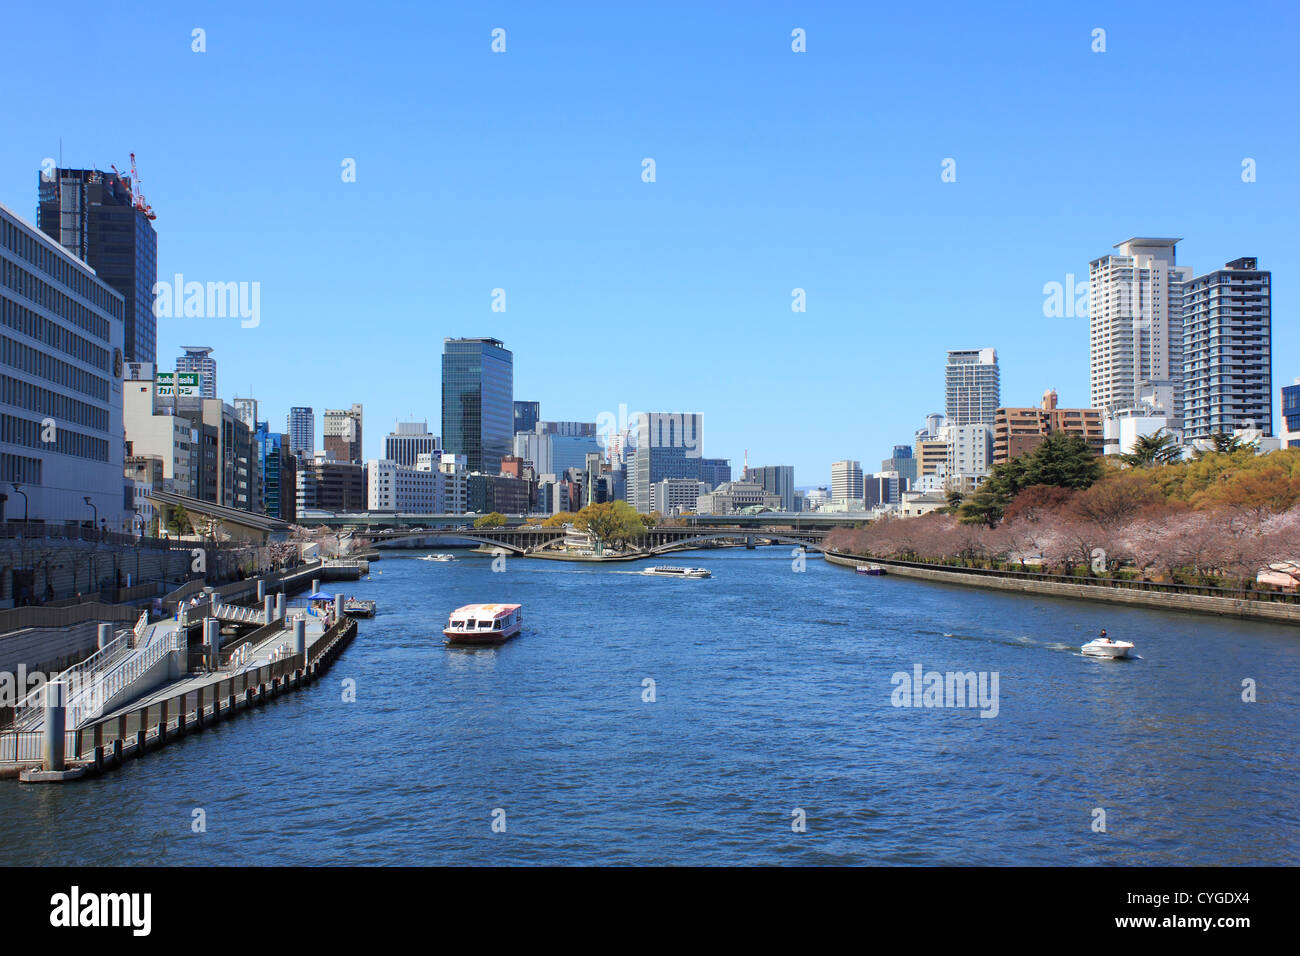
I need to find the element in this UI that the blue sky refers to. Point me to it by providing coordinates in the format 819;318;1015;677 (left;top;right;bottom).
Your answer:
2;1;1296;486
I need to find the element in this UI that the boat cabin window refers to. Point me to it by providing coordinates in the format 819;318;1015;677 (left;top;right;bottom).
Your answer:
494;620;502;629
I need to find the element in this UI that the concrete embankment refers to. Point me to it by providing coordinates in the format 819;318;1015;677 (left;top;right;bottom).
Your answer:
824;552;1300;625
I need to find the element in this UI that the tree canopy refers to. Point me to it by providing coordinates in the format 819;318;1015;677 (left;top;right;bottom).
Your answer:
958;432;1102;526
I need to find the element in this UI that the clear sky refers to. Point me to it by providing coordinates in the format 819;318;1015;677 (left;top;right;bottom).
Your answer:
2;1;1296;487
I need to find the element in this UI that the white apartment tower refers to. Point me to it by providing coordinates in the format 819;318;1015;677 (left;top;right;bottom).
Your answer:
1181;257;1272;440
1089;238;1192;428
945;349;1000;426
176;346;217;399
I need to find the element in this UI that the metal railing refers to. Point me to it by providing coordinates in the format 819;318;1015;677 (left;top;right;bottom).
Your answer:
0;603;139;636
0;520;195;551
8;628;135;730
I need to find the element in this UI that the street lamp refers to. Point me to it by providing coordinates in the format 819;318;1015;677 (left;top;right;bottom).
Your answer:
12;483;28;522
83;496;98;532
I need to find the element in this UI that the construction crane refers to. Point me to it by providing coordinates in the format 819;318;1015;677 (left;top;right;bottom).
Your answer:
128;153;157;220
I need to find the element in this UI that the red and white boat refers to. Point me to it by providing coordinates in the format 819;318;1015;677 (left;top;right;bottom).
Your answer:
443;603;522;645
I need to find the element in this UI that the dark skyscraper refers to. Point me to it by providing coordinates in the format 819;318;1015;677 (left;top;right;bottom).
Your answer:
514;400;540;434
442;338;513;474
37;165;158;365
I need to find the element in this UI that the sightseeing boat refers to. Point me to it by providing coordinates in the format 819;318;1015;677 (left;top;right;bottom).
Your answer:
443;603;523;645
641;566;711;579
856;564;887;575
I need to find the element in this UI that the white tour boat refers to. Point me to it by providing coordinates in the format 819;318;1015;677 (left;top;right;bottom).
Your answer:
443;603;522;645
1081;635;1135;659
641;566;711;579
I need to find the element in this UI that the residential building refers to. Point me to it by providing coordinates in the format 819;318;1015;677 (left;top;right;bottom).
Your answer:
36;165;158;365
749;465;795;511
993;389;1104;463
1181;257;1273;440
176;346;217;399
324;403;363;464
1;200;128;528
1089;237;1192;428
947;424;993;490
1282;378;1300;449
915;437;948;477
830;460;864;501
287;406;315;457
442;337;513;473
945;348;1000;426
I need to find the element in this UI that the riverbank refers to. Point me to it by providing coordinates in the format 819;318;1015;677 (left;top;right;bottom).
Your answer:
824;551;1300;624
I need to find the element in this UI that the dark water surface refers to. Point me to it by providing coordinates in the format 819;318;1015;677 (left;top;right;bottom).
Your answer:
3;548;1297;865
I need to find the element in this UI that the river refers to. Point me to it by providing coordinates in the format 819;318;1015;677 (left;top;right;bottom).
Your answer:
2;547;1297;865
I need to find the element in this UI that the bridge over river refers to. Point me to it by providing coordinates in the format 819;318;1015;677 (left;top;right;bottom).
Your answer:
366;525;828;556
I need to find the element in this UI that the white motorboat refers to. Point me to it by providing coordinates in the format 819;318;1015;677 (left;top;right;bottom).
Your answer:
419;553;456;562
641;566;710;579
1081;637;1134;659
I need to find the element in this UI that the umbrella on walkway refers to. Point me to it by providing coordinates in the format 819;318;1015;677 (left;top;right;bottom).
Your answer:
306;591;335;600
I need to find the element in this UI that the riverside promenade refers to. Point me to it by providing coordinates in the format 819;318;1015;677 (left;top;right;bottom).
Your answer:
824;551;1300;624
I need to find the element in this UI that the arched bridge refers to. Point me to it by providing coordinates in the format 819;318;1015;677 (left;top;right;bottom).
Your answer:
643;527;827;555
369;527;566;555
366;525;827;556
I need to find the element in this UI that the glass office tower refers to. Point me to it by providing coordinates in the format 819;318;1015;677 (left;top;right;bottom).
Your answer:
442;338;513;474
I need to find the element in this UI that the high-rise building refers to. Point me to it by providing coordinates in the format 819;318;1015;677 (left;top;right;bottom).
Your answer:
36;165;158;366
880;445;917;491
627;412;703;512
287;407;315;457
993;389;1104;463
749;465;795;512
255;423;296;522
1;200;129;528
324;403;364;464
233;397;258;432
513;401;540;434
1181;257;1273;440
384;420;439;467
1089;238;1192;429
830;460;864;502
176;346;217;399
1281;378;1300;449
442;337;513;473
945;348;1000;426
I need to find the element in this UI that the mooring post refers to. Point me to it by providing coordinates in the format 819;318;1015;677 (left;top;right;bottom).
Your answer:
42;681;66;772
205;617;222;670
311;578;320;595
334;593;344;621
97;622;112;651
264;594;274;624
293;618;306;660
274;592;284;619
257;579;266;601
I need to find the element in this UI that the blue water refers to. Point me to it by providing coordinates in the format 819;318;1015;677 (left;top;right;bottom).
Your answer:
3;548;1298;865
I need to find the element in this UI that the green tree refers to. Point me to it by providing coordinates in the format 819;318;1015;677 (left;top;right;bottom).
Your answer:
167;503;191;536
474;512;507;529
958;432;1101;526
1120;428;1181;468
574;501;649;552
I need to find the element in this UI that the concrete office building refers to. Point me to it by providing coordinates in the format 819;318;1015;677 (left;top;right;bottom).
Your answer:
993;389;1104;463
37;165;158;366
287;406;314;457
367;458;437;512
324;403;364;465
945;349;1000;426
176;346;217;399
652;477;708;515
946;424;994;490
442;337;512;474
1;200;128;528
880;445;917;492
830;460;864;502
123;371;199;498
1089;238;1192;428
255;424;296;522
233;396;258;432
384;420;440;468
1181;257;1273;440
297;452;365;513
628;412;704;513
